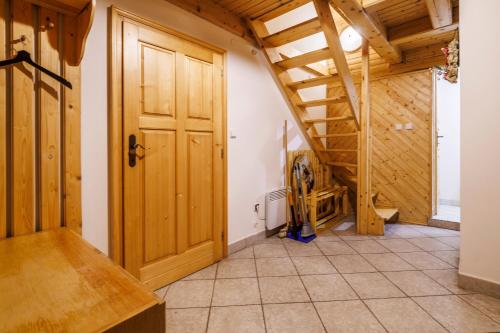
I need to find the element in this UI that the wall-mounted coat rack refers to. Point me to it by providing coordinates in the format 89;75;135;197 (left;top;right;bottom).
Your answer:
0;50;73;88
0;0;95;240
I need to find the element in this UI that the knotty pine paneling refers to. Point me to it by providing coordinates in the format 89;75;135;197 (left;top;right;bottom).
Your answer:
328;70;433;224
0;0;82;238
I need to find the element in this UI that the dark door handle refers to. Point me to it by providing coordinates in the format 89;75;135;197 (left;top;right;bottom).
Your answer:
128;134;145;167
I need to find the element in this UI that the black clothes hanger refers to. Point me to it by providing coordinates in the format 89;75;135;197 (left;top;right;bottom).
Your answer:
0;50;72;89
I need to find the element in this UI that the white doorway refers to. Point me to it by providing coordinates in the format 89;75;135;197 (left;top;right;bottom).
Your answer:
433;71;461;224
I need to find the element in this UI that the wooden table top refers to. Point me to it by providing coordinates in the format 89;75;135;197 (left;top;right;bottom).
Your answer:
0;228;163;332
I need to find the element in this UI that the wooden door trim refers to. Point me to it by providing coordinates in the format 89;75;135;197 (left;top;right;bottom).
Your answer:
108;6;228;265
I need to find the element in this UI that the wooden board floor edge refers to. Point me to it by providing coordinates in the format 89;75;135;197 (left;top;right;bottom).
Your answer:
107;6;228;266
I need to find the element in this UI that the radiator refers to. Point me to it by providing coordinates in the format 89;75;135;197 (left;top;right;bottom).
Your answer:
265;188;287;230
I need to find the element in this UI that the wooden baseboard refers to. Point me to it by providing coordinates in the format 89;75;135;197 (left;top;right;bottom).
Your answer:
458;272;500;298
428;218;460;231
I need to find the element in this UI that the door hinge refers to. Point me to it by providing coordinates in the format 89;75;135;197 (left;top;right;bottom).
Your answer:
220;69;224;77
221;230;224;241
220;148;224;159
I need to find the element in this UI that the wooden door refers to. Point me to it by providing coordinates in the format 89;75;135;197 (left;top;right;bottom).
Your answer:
122;21;224;289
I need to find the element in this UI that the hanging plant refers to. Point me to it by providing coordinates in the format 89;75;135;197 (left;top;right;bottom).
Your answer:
436;32;459;83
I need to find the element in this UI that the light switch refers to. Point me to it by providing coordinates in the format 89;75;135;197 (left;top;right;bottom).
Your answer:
405;122;414;130
395;123;403;130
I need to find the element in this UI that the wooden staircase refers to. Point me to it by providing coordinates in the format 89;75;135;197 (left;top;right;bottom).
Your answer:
248;0;397;235
248;0;359;164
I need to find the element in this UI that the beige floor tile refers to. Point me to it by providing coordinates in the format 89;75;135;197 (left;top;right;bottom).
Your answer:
328;254;377;273
292;256;337;275
343;272;405;299
316;241;356;255
435;236;460;249
383;271;451;296
430;250;459;267
166;308;209;333
365;298;447;333
362;253;416;271
183;264;218;280
397;252;453;270
314;231;342;242
284;240;322;256
422;269;471;294
207;305;265;333
301;274;358;301
228;247;254;259
460;293;500;323
340;235;374;241
417;226;459;237
315;300;386;333
392;227;426;238
259;276;310;304
413;295;500;332
165;280;214;308
256;257;297;277
154;285;169;300
407;237;455;251
212;278;261;306
253;243;288;258
217;259;256;278
264;303;325;333
375;238;421;252
346;240;390;254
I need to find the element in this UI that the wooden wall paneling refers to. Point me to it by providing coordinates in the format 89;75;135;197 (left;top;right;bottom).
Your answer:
39;7;61;230
11;0;36;236
370;71;433;224
108;7;123;263
63;14;82;233
0;0;7;238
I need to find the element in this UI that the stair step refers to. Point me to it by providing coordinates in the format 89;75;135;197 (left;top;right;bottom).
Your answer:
322;149;357;152
327;162;358;168
263;18;322;47
297;96;347;108
313;132;357;138
288;74;339;90
304;116;354;124
376;208;399;222
276;47;331;69
255;0;311;22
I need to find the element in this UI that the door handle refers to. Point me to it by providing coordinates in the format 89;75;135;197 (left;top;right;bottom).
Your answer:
128;134;145;167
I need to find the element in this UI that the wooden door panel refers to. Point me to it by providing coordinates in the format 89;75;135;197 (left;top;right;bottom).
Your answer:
186;57;213;121
141;43;175;116
187;133;213;247
123;21;224;289
143;130;176;263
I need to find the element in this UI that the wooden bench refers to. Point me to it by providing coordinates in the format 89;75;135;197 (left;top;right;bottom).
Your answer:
0;228;165;333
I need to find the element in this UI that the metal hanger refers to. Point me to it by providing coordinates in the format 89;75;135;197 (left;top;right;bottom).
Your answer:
0;50;72;89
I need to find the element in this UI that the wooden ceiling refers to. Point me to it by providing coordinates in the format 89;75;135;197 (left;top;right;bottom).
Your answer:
166;0;459;76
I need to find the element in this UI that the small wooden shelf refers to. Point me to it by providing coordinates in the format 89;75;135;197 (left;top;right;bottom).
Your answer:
26;0;95;65
0;228;165;332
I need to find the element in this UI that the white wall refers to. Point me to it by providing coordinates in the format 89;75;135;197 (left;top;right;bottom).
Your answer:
460;0;500;285
81;0;309;253
436;76;460;206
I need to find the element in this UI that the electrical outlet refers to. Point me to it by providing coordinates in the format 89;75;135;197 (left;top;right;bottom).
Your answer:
405;122;414;130
395;123;403;130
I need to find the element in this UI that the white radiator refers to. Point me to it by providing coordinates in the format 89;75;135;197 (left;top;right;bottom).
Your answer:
265;188;287;230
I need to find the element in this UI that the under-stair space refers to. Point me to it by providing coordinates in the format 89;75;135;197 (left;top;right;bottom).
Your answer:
248;0;398;235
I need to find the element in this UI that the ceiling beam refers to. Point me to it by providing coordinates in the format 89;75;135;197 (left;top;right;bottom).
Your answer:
165;0;256;44
424;0;452;28
389;6;458;46
329;0;402;64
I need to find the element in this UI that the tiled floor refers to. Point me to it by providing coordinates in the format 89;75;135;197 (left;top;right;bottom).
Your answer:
155;223;500;333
